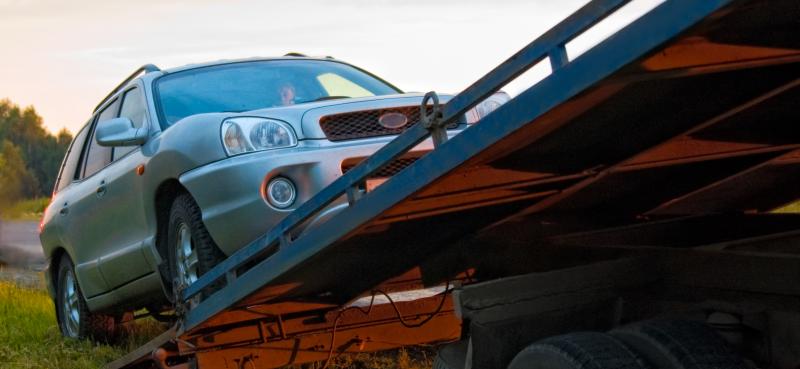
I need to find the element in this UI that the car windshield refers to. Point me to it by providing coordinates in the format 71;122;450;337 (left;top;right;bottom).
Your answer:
155;60;400;127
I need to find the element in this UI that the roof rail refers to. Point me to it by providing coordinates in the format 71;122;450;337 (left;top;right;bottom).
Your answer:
94;64;161;112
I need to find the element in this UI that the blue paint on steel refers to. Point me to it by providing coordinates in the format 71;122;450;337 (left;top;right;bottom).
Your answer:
183;0;631;302
549;45;569;70
440;0;630;121
183;0;733;330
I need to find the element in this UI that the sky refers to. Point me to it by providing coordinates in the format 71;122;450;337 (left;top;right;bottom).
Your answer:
0;0;662;134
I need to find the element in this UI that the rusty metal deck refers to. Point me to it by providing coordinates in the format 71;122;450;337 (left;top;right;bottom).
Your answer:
188;0;800;324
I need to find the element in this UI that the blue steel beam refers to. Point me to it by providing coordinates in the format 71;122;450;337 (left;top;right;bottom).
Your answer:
440;0;628;120
183;0;631;302
184;0;733;330
182;0;636;301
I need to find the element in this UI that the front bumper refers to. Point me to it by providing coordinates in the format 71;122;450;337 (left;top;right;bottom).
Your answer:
179;135;446;256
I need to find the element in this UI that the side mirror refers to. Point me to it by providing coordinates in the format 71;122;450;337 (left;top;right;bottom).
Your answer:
96;117;148;147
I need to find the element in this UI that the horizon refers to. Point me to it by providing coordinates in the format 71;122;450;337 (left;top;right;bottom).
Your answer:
0;0;661;135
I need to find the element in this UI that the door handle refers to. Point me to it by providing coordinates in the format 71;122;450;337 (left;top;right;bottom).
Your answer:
96;180;107;198
59;202;69;216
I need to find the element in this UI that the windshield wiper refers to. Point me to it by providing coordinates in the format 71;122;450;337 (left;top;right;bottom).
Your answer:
297;96;350;104
221;96;351;113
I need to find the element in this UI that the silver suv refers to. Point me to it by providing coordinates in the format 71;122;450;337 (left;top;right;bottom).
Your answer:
39;56;507;340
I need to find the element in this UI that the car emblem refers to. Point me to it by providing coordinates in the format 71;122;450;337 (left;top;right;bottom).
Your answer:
378;112;408;129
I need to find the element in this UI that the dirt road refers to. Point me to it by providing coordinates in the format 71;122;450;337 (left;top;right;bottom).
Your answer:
0;220;45;286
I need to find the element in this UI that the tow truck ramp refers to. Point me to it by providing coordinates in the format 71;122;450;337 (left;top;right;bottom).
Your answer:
109;0;800;367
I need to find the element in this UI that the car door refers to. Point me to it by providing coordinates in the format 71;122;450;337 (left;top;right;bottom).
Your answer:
63;100;118;298
93;86;154;289
43;122;113;299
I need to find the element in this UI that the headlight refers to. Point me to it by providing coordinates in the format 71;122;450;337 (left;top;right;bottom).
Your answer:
221;118;297;156
465;91;511;124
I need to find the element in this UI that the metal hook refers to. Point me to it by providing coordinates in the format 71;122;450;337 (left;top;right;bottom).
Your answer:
420;91;448;147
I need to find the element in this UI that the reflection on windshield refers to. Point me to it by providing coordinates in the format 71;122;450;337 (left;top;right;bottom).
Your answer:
279;83;296;106
156;60;400;126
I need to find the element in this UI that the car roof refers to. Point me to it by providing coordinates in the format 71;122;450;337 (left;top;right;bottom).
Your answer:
161;56;340;74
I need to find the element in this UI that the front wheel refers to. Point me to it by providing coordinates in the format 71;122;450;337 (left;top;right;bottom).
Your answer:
55;254;118;342
167;193;225;303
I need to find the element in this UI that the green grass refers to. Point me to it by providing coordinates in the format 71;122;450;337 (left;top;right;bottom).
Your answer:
1;197;50;221
0;280;165;369
0;279;434;369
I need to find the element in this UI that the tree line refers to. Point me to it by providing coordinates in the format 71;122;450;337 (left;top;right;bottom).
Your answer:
0;99;72;208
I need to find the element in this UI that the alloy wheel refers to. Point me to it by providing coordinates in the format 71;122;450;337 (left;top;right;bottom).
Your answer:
61;269;80;338
175;222;199;288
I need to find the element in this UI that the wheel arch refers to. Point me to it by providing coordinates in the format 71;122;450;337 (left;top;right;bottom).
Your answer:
153;179;225;301
47;247;68;299
154;179;189;265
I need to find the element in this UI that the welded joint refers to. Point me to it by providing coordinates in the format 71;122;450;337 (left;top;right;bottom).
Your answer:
346;185;363;205
549;44;569;71
277;314;287;340
420;91;448;148
234;354;259;369
278;233;291;249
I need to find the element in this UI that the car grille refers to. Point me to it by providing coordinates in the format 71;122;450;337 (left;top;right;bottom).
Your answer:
342;156;420;178
320;106;458;142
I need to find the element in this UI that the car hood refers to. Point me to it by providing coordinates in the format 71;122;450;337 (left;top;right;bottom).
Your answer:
227;92;454;140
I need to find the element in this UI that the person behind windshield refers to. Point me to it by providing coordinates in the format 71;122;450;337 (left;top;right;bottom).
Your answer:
279;83;296;106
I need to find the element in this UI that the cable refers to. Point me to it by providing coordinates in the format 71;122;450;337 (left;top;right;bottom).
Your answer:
320;281;451;369
320;293;376;369
374;280;451;329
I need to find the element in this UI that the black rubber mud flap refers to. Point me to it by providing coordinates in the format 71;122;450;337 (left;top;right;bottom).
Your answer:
433;340;469;369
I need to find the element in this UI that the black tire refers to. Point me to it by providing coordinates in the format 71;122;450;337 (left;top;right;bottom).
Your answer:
609;320;748;369
166;193;225;302
433;340;469;369
507;332;650;369
55;254;118;342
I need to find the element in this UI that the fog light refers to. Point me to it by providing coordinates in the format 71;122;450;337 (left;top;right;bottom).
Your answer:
266;177;296;209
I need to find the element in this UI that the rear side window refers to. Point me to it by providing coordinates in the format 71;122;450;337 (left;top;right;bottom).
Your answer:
83;99;119;178
115;88;148;160
54;123;90;192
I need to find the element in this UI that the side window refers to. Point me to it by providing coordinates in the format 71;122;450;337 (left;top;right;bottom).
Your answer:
114;88;148;160
119;88;147;128
54;123;90;192
83;99;119;178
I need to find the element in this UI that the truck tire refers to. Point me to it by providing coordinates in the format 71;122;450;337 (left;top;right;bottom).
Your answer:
433;340;469;369
507;332;649;369
610;320;748;369
55;254;118;342
167;193;226;301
